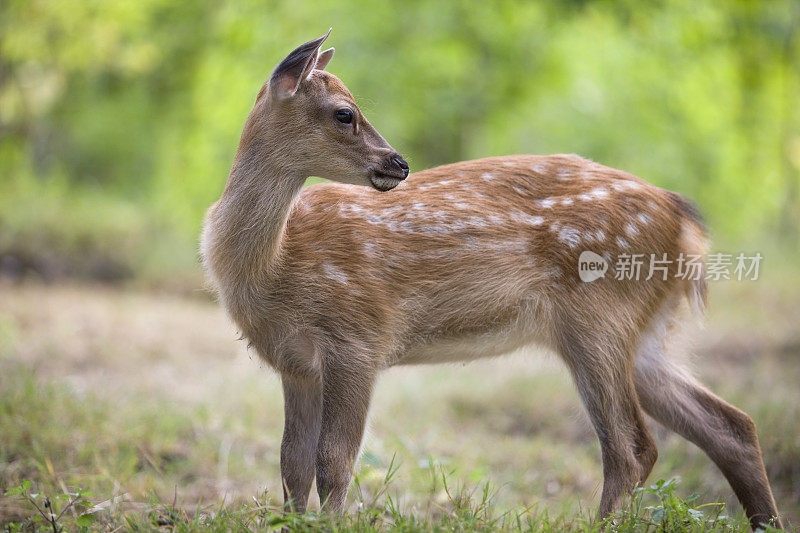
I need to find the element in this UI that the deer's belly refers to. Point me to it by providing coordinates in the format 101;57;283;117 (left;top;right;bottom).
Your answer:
393;311;552;366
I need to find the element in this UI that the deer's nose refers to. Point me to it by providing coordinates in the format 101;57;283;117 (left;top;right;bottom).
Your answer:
389;153;410;178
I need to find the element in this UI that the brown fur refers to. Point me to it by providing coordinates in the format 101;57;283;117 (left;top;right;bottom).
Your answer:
200;34;781;530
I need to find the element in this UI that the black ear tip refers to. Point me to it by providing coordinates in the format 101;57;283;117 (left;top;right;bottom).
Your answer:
297;28;331;54
315;28;332;46
269;29;334;91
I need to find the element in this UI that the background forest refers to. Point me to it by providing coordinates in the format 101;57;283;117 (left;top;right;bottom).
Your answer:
1;0;798;283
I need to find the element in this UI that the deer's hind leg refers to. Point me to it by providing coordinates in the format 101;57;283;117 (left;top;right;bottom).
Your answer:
554;309;658;519
633;312;782;530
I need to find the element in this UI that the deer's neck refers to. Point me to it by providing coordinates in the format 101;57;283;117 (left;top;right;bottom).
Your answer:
205;146;305;289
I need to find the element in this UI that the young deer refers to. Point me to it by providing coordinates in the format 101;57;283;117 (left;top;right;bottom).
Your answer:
201;31;782;530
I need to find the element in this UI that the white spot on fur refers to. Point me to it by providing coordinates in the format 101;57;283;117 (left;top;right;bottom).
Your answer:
465;216;487;228
415;224;455;236
532;164;546;173
611;180;641;192
398;221;417;233
339;200;489;235
481;172;495;181
554;225;582;247
513;184;527;195
363;242;379;258
511;211;545;226
556;168;571;181
321;261;348;285
379;205;404;218
625;222;639;237
460;237;528;254
647;200;659;210
561;197;574;206
409;215;489;235
637;212;651;225
414;236;529;261
338;203;367;217
585;229;605;242
579;187;609;201
537;198;557;208
616;236;629;248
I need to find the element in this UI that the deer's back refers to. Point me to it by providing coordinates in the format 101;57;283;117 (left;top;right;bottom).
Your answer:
259;154;703;367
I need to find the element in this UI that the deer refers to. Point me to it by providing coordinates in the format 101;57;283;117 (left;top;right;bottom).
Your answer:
200;30;782;530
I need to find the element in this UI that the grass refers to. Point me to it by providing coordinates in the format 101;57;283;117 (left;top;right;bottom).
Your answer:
0;275;798;531
1;474;764;532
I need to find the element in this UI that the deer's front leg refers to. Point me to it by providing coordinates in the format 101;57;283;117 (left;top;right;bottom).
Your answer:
280;374;322;513
315;358;376;513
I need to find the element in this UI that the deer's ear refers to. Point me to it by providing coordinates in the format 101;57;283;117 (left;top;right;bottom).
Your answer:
270;29;331;98
316;47;334;71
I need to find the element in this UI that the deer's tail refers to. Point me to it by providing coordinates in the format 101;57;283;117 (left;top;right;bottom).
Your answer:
670;192;709;317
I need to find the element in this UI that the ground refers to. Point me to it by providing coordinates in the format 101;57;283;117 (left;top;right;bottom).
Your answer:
0;274;798;531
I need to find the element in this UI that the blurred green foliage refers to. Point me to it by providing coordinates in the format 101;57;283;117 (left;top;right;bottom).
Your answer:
1;0;798;281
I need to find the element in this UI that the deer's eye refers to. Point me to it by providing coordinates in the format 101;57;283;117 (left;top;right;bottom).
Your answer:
335;109;353;124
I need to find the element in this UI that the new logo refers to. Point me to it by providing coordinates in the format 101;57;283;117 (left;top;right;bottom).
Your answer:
578;251;607;282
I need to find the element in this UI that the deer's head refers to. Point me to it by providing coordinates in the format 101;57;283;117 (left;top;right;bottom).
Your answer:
243;30;409;192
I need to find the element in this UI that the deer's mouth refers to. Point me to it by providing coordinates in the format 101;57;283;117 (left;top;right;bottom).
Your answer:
369;172;404;192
